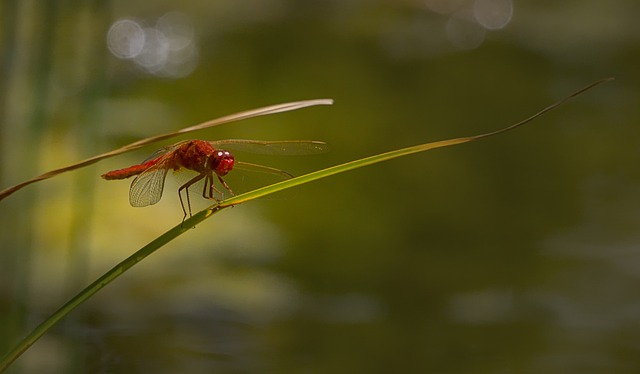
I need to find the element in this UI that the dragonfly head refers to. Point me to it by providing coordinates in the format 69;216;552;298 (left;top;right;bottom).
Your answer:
211;150;235;176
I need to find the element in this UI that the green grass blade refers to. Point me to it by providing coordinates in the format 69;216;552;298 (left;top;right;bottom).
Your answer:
0;213;208;372
0;78;611;373
219;77;613;207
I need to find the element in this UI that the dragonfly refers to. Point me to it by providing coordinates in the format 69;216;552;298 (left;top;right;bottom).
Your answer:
101;139;328;219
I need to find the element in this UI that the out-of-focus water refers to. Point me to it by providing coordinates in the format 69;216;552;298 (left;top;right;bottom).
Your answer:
1;1;639;372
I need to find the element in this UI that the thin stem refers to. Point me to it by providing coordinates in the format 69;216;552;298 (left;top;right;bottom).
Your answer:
0;77;611;372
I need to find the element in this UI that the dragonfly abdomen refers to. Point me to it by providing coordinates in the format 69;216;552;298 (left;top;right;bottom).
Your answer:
101;159;158;180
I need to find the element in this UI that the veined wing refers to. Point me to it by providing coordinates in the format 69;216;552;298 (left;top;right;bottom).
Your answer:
234;161;294;179
208;139;329;155
225;161;296;197
141;140;191;163
128;154;173;207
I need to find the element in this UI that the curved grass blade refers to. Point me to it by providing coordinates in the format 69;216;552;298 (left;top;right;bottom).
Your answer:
0;78;611;373
218;78;614;207
0;209;213;373
0;99;334;202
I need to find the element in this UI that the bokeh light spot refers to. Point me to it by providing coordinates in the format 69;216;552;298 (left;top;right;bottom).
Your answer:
473;0;513;30
156;11;194;51
107;19;145;59
107;12;198;78
446;11;486;50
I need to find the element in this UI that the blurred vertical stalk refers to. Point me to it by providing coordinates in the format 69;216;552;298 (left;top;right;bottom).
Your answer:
63;0;112;370
0;0;20;358
67;0;110;289
0;1;18;170
0;0;59;369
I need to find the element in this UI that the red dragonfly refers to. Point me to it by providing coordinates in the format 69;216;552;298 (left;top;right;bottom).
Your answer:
102;139;327;218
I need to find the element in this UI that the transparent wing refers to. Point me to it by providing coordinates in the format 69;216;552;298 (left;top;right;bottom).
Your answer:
127;141;194;206
208;139;329;155
129;157;171;207
223;161;295;197
234;161;294;179
141;140;190;163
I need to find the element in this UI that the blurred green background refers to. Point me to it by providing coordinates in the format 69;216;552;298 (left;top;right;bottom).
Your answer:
1;0;639;372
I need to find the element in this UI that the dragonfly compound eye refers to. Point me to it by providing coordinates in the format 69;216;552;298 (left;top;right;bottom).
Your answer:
214;151;234;176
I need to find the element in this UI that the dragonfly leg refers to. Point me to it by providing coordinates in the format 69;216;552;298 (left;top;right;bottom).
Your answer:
179;173;205;220
202;173;221;201
217;175;234;199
